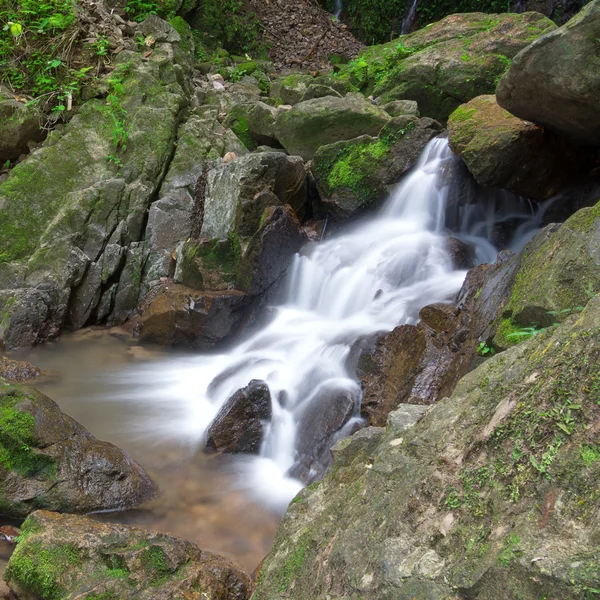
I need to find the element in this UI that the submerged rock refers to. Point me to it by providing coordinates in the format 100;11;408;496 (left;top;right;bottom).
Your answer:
205;380;272;454
497;0;600;146
5;510;251;600
253;292;600;599
274;94;391;160
312;116;442;218
448;95;591;199
0;383;154;518
0;357;40;382
337;11;556;121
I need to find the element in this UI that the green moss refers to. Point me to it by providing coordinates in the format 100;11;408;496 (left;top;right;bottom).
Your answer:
168;16;194;54
5;540;82;600
581;444;600;467
229;116;254;150
140;545;172;586
195;234;241;284
0;389;55;477
275;535;311;592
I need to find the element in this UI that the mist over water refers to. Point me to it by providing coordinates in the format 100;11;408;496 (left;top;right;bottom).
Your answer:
54;138;549;511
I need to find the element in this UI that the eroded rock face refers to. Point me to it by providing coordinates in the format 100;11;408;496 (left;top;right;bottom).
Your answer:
497;0;600;146
205;380;272;454
312;116;442;218
0;384;154;518
274;94;391;160
447;95;592;199
138;286;251;348
253;294;600;600
5;510;251;600
336;11;556;121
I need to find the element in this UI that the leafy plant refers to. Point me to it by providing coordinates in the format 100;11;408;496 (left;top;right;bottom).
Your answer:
477;340;495;356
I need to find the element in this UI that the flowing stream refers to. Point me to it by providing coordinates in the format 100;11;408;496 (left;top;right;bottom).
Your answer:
5;139;552;573
401;0;419;34
334;0;343;19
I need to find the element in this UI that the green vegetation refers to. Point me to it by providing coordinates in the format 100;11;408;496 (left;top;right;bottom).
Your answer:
140;545;172;586
276;536;310;592
477;341;495;357
124;0;178;22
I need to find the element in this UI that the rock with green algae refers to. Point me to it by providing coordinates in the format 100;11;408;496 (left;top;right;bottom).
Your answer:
311;115;442;217
4;510;251;600
225;100;279;150
274;93;391;160
336;11;556;121
0;382;154;518
252;294;600;600
497;0;600;146
491;201;600;349
447;95;593;200
0;40;190;348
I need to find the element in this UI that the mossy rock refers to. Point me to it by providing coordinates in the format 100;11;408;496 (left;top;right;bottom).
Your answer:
5;510;251;600
335;11;556;121
252;293;600;599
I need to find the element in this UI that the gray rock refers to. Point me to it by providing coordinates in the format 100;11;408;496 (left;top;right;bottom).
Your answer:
137;14;181;43
383;99;420;117
387;403;429;432
0;93;45;162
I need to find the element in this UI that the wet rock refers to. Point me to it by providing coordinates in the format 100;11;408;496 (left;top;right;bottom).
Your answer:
497;1;600;146
201;152;307;239
0;357;40;382
312;116;442;217
445;236;475;269
138;285;250;348
5;510;251;600
237;205;307;296
205;380;271;454
253;293;600;600
337;12;556;121
448;95;592;199
0;91;45;163
0;383;154;518
275;94;391;160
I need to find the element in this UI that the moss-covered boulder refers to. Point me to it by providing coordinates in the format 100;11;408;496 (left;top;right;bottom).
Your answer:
0;383;154;518
5;510;251;600
270;73;350;105
201;152;307;240
497;0;600;146
274;94;391;160
225;100;279;150
336;11;556;121
447;95;590;199
311;115;442;217
491;201;600;348
253;293;600;600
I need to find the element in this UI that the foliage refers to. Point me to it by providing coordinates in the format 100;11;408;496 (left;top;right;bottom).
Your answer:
477;340;495;356
124;0;178;22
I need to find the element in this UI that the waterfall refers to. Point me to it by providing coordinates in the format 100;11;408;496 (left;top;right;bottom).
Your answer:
401;0;419;34
102;139;549;510
334;0;343;19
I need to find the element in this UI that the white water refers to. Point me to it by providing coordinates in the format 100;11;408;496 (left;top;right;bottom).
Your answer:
334;0;343;19
401;0;419;34
85;139;549;511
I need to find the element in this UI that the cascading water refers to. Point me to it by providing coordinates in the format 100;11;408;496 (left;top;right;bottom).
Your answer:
334;0;343;19
97;138;550;510
401;0;419;34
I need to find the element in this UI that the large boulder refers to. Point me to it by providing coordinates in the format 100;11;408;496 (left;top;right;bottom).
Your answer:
497;0;600;146
337;12;556;121
225;100;279;150
447;95;591;199
274;94;391;160
5;510;251;600
137;285;251;348
205;380;272;454
0;384;154;518
253;293;600;599
201;152;307;239
312;116;442;217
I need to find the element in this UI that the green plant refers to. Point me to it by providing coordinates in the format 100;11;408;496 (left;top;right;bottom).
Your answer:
477;340;495;356
91;35;110;57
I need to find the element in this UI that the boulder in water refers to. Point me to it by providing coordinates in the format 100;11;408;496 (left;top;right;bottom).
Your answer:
497;0;600;146
205;380;272;454
448;95;592;199
274;94;391;160
445;236;476;269
0;384;155;518
0;357;41;382
5;510;251;600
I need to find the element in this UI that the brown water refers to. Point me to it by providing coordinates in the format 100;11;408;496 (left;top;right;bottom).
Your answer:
5;327;282;574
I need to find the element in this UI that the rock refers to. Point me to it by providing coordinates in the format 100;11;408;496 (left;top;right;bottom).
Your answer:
0;383;154;518
237;205;307;296
0;357;40;382
201;152;307;239
0;93;45;163
137;14;181;43
445;236;476;269
4;510;251;600
138;285;250;348
387;403;429;432
497;0;600;146
312;116;442;217
253;293;600;599
274;94;391;160
448;95;591;199
205;380;272;454
225;100;279;150
383;99;420;117
299;84;342;103
337;12;556;121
